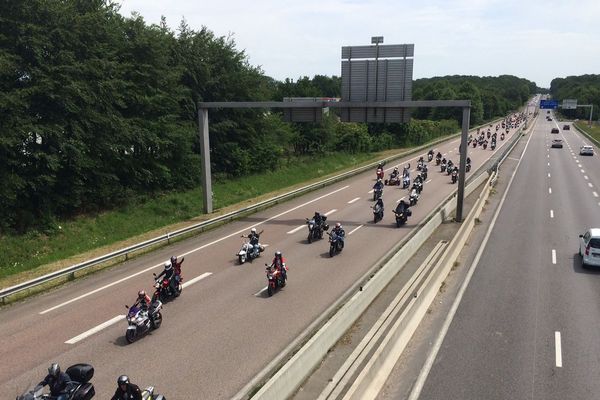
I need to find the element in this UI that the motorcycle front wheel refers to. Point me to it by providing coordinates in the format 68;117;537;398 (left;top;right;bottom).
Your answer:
239;254;246;264
267;285;273;297
152;312;163;329
307;232;312;243
126;330;136;343
329;245;335;257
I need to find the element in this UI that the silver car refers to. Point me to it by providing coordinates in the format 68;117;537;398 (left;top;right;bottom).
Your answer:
579;229;600;267
580;145;594;156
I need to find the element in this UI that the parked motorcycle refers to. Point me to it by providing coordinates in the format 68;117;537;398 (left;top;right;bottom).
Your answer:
328;231;344;257
372;202;384;223
265;263;287;296
237;238;264;264
142;386;167;400
306;216;328;243
17;364;95;400
152;272;181;302
451;169;458;184
124;300;163;343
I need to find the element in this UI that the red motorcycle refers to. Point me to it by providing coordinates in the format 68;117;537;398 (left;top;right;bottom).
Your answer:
376;167;384;180
265;263;287;297
152;272;182;302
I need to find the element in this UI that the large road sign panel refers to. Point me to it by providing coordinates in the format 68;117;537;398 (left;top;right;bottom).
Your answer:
540;100;558;109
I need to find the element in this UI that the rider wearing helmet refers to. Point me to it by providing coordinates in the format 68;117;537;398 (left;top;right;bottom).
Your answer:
271;250;288;282
134;290;151;312
390;167;399;180
331;222;346;248
111;375;142;400
373;178;384;191
156;261;175;295
38;363;71;400
244;227;263;258
170;255;184;287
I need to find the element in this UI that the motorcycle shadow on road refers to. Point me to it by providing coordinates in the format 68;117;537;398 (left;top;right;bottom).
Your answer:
571;253;600;275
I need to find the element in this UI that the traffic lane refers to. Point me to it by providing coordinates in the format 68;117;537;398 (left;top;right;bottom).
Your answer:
560;127;600;204
416;113;551;399
0;120;523;391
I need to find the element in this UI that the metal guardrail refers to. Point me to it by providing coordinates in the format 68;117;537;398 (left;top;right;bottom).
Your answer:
572;123;600;148
0;119;506;302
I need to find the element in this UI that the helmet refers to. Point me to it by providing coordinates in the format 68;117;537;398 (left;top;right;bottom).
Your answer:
275;250;282;258
164;261;172;270
117;375;129;386
170;256;177;265
138;290;146;298
377;178;382;183
335;222;341;229
251;228;257;234
394;167;398;172
48;363;60;378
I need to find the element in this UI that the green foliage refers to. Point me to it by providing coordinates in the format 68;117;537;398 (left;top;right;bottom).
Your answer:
550;75;600;121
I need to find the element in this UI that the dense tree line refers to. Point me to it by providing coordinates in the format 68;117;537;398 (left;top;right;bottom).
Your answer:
0;1;536;233
550;75;600;120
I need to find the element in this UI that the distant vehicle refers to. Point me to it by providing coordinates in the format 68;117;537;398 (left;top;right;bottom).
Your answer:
563;124;570;130
548;117;553;121
579;228;600;268
546;110;550;114
551;139;563;148
551;128;559;134
580;145;594;156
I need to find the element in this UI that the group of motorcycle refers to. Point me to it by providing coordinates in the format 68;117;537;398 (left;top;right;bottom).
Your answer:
16;363;165;400
125;258;184;343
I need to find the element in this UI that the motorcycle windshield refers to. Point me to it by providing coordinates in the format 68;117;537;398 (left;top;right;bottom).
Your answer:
128;306;140;317
16;385;43;400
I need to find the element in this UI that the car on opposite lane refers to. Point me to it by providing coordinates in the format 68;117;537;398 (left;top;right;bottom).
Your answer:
579;229;600;268
580;145;594;156
551;139;563;148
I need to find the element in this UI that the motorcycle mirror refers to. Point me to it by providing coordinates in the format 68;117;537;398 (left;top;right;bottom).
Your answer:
579;234;583;238
152;273;157;277
125;305;129;309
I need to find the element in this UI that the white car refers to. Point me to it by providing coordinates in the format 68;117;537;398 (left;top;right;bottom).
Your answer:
580;145;594;156
579;229;600;268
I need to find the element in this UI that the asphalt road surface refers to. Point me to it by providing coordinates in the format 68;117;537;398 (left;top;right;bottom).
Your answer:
402;111;600;400
0;116;523;399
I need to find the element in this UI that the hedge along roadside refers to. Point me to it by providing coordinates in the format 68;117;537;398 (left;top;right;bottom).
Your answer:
0;117;506;304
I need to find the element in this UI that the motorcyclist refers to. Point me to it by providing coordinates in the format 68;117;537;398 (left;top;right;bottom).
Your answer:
373;178;384;191
312;211;327;233
156;261;175;295
441;157;447;165
374;197;384;210
402;164;411;177
436;152;442;160
271;250;287;282
111;375;142;400
410;187;419;204
243;227;263;258
428;149;434;157
331;222;345;248
390;167;399;180
38;363;71;400
170;255;184;287
395;199;409;215
134;290;151;313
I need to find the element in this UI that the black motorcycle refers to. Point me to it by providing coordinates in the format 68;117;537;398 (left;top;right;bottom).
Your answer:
306;216;328;243
373;187;383;201
420;169;427;181
372;202;384;223
394;208;412;227
466;162;471;173
440;162;447;173
17;364;96;400
451;170;458;184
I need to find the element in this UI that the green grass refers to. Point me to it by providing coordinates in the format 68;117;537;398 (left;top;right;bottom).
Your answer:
0;151;383;281
574;121;600;143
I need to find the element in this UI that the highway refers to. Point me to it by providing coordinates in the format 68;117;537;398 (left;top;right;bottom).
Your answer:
0;116;523;399
389;110;600;399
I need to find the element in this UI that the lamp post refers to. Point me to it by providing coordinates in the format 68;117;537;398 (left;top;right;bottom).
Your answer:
371;36;384;114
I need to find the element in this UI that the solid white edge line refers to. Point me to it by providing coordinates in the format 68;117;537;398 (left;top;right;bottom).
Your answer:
550;210;554;219
555;331;563;367
348;225;364;235
65;314;125;344
42;185;351;314
181;272;212;289
407;117;535;400
552;249;557;265
348;197;361;204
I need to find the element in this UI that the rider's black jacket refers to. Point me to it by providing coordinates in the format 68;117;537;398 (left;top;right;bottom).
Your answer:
39;372;71;396
111;383;143;400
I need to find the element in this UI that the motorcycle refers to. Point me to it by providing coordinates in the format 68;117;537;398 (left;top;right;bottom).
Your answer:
500;133;505;140
440;162;447;173
306;216;328;243
152;272;181;302
385;174;400;186
416;160;424;171
265;263;287;297
394;208;412;227
420;169;428;181
412;181;423;194
376;167;384;180
466;162;471;173
17;364;95;400
124;300;163;343
435;157;441;166
328;231;344;257
446;164;454;175
472;140;477;148
372;202;384;223
428;153;433;162
409;190;419;206
402;175;410;189
142;386;167;400
237;238;264;264
483;142;488;150
491;142;496;150
451;170;458;184
373;186;383;201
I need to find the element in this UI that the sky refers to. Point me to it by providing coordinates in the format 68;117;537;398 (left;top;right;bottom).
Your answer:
117;0;600;88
